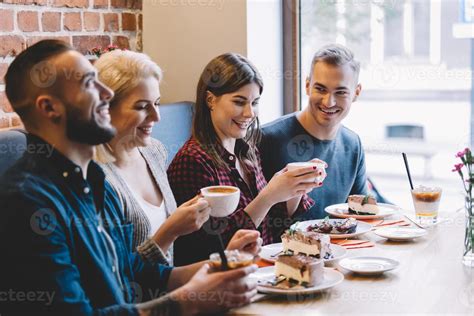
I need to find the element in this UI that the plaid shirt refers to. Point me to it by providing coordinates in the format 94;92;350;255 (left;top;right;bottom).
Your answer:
167;138;314;265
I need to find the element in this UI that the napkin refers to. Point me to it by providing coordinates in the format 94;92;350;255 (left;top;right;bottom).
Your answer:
363;219;411;227
256;259;274;268
331;239;375;249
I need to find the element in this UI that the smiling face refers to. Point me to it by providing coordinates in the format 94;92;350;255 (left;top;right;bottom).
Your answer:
208;83;260;143
305;61;361;134
55;51;116;145
109;76;160;147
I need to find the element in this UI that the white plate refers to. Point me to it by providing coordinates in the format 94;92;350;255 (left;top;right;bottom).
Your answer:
325;203;398;219
260;243;347;264
373;226;427;241
295;219;373;239
338;256;399;275
254;267;344;295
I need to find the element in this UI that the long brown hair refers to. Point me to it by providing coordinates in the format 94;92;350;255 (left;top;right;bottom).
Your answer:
193;53;263;172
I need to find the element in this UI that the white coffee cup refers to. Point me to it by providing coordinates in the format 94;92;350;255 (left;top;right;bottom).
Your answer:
200;185;240;217
286;161;326;183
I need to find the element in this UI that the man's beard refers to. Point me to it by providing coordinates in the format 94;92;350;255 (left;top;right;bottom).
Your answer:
65;104;116;145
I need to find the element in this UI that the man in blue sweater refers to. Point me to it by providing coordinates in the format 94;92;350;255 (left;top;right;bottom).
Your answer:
260;44;368;220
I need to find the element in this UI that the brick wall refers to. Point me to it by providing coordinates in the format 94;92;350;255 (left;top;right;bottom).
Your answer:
0;0;143;129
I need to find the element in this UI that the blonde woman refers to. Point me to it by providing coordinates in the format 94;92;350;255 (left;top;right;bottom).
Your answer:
94;50;261;265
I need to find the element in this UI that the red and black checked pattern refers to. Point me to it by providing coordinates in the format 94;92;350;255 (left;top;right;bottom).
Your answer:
167;138;314;265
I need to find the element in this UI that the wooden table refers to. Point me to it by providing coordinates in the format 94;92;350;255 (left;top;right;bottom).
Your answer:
230;211;474;315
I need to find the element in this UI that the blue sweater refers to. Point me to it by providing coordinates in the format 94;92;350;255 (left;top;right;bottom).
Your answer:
260;113;368;219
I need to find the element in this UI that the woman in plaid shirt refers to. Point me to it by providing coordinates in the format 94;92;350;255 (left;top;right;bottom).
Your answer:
168;53;324;266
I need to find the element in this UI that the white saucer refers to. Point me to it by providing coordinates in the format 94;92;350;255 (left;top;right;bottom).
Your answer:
338;256;399;275
325;203;398;220
374;226;427;241
254;267;344;295
260;243;347;264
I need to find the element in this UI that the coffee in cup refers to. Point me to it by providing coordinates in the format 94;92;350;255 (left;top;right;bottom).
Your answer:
200;185;240;217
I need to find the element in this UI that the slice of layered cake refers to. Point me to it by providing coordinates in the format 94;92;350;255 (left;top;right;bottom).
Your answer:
275;254;324;286
281;229;333;259
348;195;379;215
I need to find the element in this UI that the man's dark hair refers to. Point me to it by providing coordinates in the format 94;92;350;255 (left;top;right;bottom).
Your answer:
4;39;73;121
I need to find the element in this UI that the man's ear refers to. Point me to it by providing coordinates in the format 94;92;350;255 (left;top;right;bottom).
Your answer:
36;95;62;120
305;77;311;96
352;83;362;102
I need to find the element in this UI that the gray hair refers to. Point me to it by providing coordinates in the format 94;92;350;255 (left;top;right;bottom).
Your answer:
309;43;360;83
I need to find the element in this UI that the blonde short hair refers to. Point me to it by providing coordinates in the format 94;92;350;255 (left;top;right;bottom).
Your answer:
94;50;163;163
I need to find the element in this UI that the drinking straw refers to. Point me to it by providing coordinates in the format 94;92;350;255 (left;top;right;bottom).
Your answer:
216;233;228;271
402;153;414;190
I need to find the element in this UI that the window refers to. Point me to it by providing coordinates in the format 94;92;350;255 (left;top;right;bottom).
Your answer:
298;0;471;210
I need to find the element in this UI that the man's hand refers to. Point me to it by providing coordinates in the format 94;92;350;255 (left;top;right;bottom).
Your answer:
172;263;258;315
226;229;262;257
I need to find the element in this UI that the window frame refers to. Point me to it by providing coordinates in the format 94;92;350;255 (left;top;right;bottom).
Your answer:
282;0;301;114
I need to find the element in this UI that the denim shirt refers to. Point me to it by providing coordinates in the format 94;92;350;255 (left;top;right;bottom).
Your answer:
0;135;173;315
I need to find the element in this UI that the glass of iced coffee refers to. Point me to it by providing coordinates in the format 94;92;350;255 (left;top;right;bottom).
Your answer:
411;185;442;225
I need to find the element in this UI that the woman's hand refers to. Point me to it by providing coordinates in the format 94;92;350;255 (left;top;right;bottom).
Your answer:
309;158;328;185
166;196;211;237
152;196;211;252
226;229;262;257
261;165;321;205
171;263;258;315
